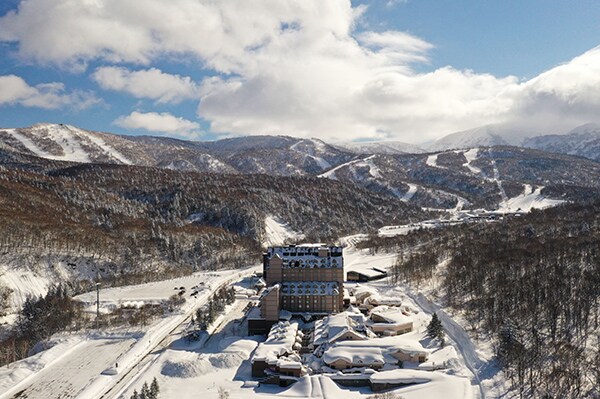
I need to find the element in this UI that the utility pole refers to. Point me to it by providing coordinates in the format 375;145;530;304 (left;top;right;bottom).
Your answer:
95;282;101;329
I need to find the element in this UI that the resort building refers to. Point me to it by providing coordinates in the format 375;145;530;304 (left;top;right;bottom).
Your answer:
367;305;414;336
251;321;306;378
249;244;345;334
322;335;429;371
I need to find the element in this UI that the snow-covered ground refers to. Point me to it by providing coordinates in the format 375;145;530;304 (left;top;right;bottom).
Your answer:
462;149;482;174
0;263;53;325
0;267;259;399
0;217;513;399
496;184;565;213
103;236;497;399
263;216;305;247
343;240;502;399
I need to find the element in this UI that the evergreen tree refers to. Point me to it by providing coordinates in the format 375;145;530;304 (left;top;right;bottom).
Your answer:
150;377;160;398
426;313;445;345
141;381;150;399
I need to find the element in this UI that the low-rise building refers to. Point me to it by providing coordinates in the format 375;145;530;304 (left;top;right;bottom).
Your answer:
347;268;388;282
312;312;369;349
251;321;306;378
322;335;429;371
247;285;280;335
367;305;413;336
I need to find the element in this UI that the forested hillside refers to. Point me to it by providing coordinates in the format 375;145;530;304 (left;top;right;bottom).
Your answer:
323;146;600;210
361;202;600;398
0;148;426;316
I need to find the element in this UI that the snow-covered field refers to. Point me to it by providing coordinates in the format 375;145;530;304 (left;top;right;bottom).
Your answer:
263;216;305;247
0;267;259;399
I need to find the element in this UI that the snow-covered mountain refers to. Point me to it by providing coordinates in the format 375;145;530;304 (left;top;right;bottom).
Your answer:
334;140;425;155
428;123;600;162
0;124;354;176
523;123;600;162
427;124;533;151
319;146;600;211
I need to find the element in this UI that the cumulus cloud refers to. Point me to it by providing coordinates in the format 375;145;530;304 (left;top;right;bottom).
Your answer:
114;111;202;139
504;47;600;133
1;0;600;142
0;74;99;110
91;67;199;104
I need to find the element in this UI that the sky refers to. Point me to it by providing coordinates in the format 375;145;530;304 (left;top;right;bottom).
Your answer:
0;0;600;144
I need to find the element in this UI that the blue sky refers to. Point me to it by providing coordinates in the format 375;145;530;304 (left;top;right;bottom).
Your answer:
0;0;599;143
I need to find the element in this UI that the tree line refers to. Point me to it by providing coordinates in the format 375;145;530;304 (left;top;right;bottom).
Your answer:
383;202;600;398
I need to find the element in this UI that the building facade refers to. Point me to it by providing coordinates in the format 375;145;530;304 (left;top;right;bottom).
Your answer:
263;244;344;314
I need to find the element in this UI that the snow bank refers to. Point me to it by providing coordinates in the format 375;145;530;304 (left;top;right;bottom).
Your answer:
369;369;432;384
162;352;246;378
263;216;305;247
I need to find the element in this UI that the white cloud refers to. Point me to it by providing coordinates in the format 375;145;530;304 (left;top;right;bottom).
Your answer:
114;111;202;139
0;74;99;110
504;47;600;133
1;0;600;142
91;67;199;104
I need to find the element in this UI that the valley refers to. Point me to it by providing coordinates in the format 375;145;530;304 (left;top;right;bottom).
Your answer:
0;125;598;399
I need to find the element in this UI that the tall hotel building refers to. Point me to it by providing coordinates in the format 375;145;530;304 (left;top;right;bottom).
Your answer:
249;244;344;334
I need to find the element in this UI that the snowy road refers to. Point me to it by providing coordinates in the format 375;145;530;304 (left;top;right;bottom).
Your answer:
407;292;488;399
4;338;135;399
1;268;259;399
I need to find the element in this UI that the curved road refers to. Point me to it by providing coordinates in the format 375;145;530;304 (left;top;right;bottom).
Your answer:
407;291;489;399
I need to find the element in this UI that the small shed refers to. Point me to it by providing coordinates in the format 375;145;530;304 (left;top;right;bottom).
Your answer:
347;268;388;282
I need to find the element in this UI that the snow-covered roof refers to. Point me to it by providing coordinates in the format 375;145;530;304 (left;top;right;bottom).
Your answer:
258;284;279;300
246;306;262;320
369;369;432;385
348;268;387;277
266;245;343;269
323;346;384;366
351;285;378;301
276;357;303;370
252;321;301;363
326;335;428;355
369;305;413;326
281;281;340;296
313;312;367;346
323;335;429;367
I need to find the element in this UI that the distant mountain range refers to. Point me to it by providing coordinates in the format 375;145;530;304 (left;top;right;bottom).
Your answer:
0;123;598;214
0;123;354;176
427;123;600;162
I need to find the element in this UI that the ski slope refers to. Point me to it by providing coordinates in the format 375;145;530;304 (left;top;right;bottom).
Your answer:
263;216;305;247
496;184;565;213
5;124;131;165
462;148;482;174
